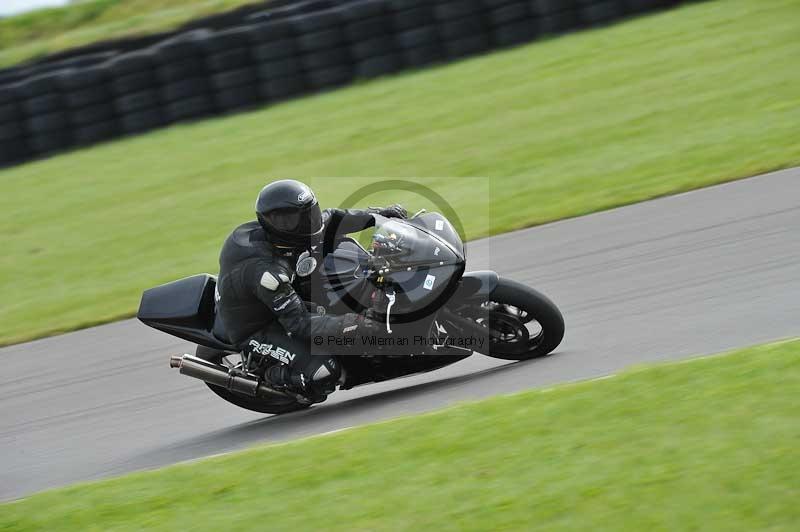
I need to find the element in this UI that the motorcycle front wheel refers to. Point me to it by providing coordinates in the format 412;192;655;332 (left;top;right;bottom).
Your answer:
471;278;565;361
195;346;311;415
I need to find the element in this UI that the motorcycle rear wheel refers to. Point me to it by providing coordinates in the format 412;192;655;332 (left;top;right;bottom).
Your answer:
476;278;564;360
195;346;311;415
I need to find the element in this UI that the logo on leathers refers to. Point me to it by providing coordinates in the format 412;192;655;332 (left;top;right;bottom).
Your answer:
248;340;296;364
296;251;317;277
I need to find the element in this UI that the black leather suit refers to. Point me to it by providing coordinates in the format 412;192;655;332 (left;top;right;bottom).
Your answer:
216;208;376;396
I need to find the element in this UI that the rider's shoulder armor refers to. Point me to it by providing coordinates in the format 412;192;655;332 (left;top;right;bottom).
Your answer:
220;221;295;291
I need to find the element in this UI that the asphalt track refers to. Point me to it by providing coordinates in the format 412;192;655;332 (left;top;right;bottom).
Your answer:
2;169;799;501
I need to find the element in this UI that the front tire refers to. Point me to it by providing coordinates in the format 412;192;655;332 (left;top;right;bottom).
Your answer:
474;278;565;360
195;346;310;415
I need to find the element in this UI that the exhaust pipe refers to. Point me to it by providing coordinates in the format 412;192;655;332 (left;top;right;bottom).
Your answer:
170;354;288;400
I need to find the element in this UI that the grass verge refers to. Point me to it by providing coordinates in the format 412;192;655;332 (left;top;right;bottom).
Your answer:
0;0;268;69
1;0;800;345
2;339;798;530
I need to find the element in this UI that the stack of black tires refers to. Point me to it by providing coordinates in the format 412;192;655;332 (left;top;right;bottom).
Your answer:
60;64;120;147
484;0;537;48
154;31;215;123
345;0;402;79
111;50;165;135
1;0;685;168
391;0;443;69
0;86;29;165
16;73;73;158
295;9;356;91
251;19;308;101
438;1;492;59
204;27;261;113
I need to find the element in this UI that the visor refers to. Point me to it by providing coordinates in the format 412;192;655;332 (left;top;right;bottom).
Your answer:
266;203;323;236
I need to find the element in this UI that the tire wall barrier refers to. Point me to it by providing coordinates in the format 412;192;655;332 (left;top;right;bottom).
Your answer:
1;0;687;168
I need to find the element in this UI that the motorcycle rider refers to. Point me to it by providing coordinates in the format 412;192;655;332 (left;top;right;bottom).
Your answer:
216;179;407;404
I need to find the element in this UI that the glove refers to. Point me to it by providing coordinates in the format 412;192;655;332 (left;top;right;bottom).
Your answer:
341;312;383;336
368;204;408;219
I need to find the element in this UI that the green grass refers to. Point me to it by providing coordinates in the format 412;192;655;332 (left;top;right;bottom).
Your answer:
2;0;800;346
0;0;269;69
2;339;798;531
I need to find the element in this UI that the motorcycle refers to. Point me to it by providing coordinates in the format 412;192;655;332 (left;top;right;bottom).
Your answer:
137;211;564;414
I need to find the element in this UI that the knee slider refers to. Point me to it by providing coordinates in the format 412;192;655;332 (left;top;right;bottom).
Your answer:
308;357;341;387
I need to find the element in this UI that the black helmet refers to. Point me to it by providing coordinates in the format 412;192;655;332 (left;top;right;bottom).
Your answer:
255;180;323;249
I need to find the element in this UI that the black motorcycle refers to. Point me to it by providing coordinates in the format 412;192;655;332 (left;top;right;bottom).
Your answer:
137;211;564;414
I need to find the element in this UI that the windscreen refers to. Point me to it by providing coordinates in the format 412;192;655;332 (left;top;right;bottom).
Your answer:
371;215;464;271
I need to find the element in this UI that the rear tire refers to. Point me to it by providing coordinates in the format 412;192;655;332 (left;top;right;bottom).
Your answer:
195;346;310;415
